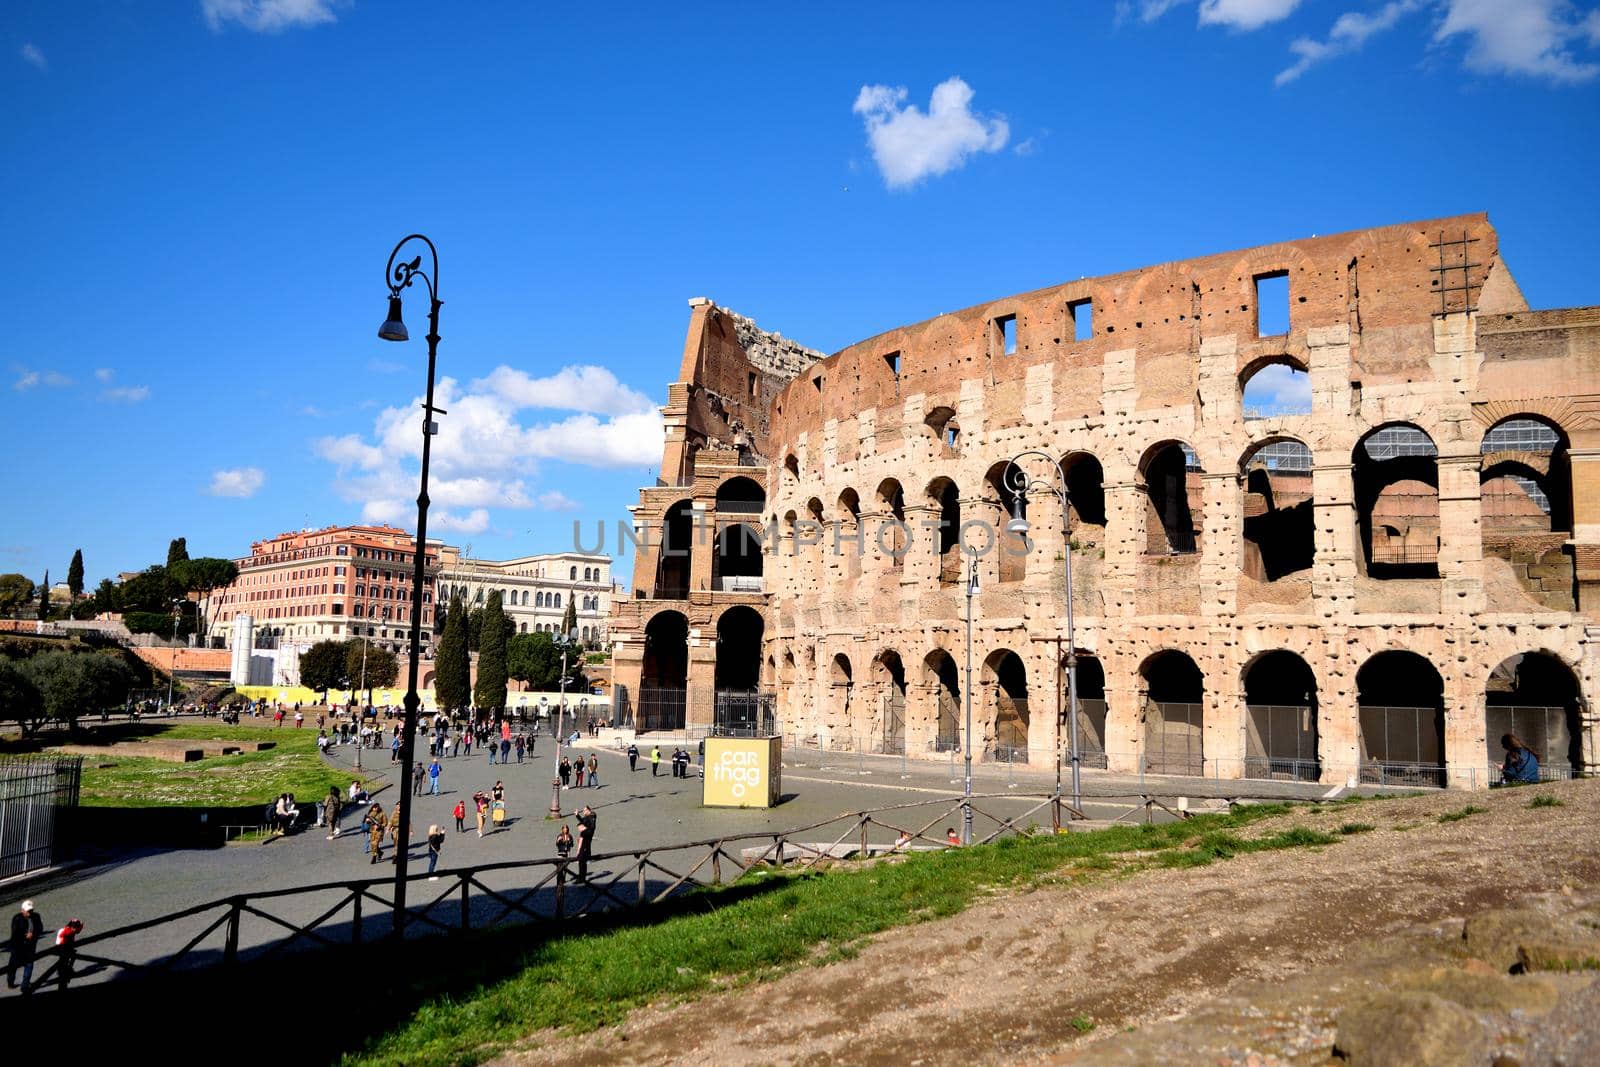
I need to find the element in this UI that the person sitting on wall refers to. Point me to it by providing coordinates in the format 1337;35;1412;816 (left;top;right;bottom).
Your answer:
1499;733;1541;785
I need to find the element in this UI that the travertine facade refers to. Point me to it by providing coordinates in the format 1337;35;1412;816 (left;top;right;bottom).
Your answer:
612;215;1600;788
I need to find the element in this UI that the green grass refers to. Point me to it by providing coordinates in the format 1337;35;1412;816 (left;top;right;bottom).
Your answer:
1529;794;1564;809
1438;805;1488;824
1339;822;1376;835
73;723;363;808
1069;1015;1096;1034
350;802;1336;1066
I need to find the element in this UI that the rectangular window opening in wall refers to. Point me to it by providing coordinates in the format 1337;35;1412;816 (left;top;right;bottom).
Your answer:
1069;299;1093;342
747;371;757;397
813;374;823;394
884;351;900;377
994;314;1017;356
1255;271;1289;337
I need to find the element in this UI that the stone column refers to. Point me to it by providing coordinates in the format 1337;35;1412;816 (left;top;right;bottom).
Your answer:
903;503;942;588
1315;626;1361;785
1103;658;1143;774
1566;450;1600;611
1101;481;1144;620
685;628;716;730
1437;451;1486;615
689;501;715;598
1199;472;1240;617
1442;640;1489;791
1311;461;1358;618
1207;633;1246;779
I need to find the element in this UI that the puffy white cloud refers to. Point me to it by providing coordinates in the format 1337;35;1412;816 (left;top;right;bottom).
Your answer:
1242;363;1311;415
432;508;491;535
94;368;114;383
20;43;46;71
319;362;661;534
1277;0;1424;85
207;466;266;498
1198;0;1302;30
102;385;150;403
11;366;72;390
1436;0;1599;83
853;77;1009;189
536;491;581;512
201;0;340;33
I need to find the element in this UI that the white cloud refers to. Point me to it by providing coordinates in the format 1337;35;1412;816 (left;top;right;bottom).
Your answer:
319;362;662;534
472;364;656;417
1242;363;1312;415
102;385;150;403
201;0;341;33
1436;0;1600;83
12;366;72;390
853;77;1009;189
94;368;114;383
1198;0;1302;30
20;43;46;71
1277;0;1424;85
207;466;266;498
432;508;491;535
367;358;405;375
536;491;581;512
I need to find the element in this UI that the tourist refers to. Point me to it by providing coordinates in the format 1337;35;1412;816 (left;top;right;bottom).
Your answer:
559;756;572;789
428;757;442;795
526;728;536;755
575;805;596;882
412;761;426;796
492;780;505;805
627;742;639;772
946;828;961;846
274;708;284;727
453;798;466;832
426;824;446;876
462;730;472;758
894;830;913;851
317;730;330;755
390;734;401;763
7;900;43;992
488;733;498;765
514;734;525;763
573;758;585;789
324;787;342;839
474;792;488;837
368;804;387;863
294;709;303;729
651;745;661;777
452;731;462;758
1500;733;1542;785
349;780;368;805
555;824;573;861
500;733;512;765
53;918;83;989
587;753;600;788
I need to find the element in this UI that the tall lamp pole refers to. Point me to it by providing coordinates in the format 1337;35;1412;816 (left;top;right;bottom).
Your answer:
1002;450;1080;827
549;629;575;817
167;599;183;710
962;554;978;846
375;234;447;937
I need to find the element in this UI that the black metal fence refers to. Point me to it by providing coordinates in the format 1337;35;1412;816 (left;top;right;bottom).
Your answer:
637;686;687;732
1244;703;1321;782
1145;701;1204;776
1359;704;1445;787
713;690;776;736
0;755;82;880
1484;705;1574;778
1075;699;1109;769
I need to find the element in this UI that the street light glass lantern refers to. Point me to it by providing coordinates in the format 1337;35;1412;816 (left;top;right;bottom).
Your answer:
378;295;409;342
1006;493;1029;536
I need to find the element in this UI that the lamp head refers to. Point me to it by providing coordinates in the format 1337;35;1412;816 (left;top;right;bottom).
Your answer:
1006;493;1030;536
378;295;409;342
966;567;980;598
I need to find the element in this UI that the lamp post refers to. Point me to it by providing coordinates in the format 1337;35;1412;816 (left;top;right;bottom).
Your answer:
375;233;447;937
167;599;183;711
549;629;576;817
1002;450;1080;827
962;554;978;846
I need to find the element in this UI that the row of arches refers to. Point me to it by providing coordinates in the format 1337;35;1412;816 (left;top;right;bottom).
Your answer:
770;642;1585;784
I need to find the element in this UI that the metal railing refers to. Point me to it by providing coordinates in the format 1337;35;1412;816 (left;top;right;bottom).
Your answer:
713;690;777;737
0;755;82;879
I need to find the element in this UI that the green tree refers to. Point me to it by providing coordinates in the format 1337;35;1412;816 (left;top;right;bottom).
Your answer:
345;639;399;693
118;566;182;613
67;549;84;599
0;574;34;617
474;591;509;711
434;593;469;711
507;631;559;690
18;651;136;730
169;557;238;641
561;599;577;643
92;578;118;614
298;639;351;696
466;607;485;652
37;570;50;621
167;537;189;565
123;611;194;639
0;660;44;735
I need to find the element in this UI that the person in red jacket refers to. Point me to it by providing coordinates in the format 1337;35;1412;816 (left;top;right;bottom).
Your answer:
55;918;83;989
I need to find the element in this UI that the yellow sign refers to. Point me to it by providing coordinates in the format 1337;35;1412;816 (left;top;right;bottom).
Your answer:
702;736;782;808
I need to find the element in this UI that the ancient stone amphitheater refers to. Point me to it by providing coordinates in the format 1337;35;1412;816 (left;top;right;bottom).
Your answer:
609;214;1599;790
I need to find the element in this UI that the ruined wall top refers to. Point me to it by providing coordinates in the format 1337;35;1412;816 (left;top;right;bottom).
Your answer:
725;308;824;382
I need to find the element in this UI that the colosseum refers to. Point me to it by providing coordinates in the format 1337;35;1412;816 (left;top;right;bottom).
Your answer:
608;213;1599;790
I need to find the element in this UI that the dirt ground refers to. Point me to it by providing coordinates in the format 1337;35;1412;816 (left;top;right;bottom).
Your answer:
497;780;1600;1067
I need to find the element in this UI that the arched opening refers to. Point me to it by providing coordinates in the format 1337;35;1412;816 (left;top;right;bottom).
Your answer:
877;478;907;571
716;476;766;516
1486;652;1584;779
925;406;959;454
783;454;799;482
984;649;1030;762
1068;654;1107;768
1240;438;1315;581
924;649;961;752
1481;416;1574;608
838;488;862;580
928;477;962;584
713;523;764;593
1354;424;1439;579
640;610;688;731
1357;650;1445;787
873;650;907;754
983;462;1027;583
1242;650;1319;780
830;652;855;739
1240;358;1311;419
714;605;763;691
1140;442;1200;555
1141;650;1204;775
654;499;694;599
1063;451;1107;533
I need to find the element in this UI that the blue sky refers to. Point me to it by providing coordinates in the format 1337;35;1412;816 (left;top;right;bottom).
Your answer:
4;0;1598;589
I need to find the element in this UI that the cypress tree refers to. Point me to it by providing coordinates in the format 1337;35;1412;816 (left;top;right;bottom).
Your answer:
38;570;50;621
561;599;577;642
474;590;508;712
67;550;84;599
434;593;469;712
167;538;189;565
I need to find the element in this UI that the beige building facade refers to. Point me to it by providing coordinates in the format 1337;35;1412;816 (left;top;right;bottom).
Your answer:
611;215;1599;789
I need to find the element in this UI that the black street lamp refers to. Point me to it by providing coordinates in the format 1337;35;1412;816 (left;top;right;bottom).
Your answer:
1002;450;1080;828
376;234;447;936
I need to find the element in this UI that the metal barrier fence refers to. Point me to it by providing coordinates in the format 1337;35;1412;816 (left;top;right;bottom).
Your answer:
1244;704;1320;782
1483;705;1573;778
0;755;82;880
1146;701;1204;776
712;690;776;737
636;686;687;733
